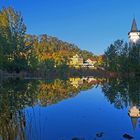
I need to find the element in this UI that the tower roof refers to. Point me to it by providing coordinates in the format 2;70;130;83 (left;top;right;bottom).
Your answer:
131;117;138;130
131;18;138;32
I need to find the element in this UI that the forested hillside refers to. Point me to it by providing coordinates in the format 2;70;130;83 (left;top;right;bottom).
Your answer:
0;7;94;73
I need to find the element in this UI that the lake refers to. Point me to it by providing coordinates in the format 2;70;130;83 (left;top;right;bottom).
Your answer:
0;77;140;140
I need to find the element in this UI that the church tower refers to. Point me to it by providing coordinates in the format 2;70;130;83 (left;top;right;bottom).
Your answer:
128;18;140;46
128;106;140;130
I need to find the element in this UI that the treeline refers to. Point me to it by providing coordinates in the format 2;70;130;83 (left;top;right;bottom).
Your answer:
104;40;140;74
0;7;94;73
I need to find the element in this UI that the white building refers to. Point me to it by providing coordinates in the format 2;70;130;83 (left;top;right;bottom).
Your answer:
128;18;140;47
82;58;97;69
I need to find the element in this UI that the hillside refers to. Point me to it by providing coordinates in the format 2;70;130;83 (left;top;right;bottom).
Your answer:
0;7;96;73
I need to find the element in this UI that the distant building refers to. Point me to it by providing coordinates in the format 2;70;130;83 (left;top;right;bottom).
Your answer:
87;58;97;65
69;78;83;88
83;58;97;69
128;106;140;130
82;77;97;83
69;55;99;69
69;54;83;68
128;18;140;47
69;77;105;89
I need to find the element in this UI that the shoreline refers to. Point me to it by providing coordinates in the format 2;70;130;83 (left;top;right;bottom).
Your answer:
0;69;136;80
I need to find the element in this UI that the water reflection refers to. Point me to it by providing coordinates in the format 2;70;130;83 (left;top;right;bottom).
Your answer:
38;77;104;106
0;77;105;140
0;79;38;140
102;77;140;109
0;77;140;139
102;77;140;131
128;106;140;130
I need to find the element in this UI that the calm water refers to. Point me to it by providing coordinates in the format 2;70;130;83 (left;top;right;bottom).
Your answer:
0;77;140;140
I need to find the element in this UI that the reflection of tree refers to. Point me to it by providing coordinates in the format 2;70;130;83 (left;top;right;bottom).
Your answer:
37;79;79;106
102;77;140;109
0;79;38;112
128;78;140;107
0;110;26;140
0;77;105;139
0;79;39;140
37;77;105;106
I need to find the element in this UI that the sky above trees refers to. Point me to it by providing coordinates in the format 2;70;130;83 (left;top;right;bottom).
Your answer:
0;0;140;55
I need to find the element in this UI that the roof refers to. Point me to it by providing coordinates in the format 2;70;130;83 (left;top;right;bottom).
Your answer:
87;58;97;61
131;18;138;32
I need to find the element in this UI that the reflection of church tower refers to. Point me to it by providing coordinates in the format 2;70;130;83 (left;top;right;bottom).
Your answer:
128;106;140;130
128;18;140;47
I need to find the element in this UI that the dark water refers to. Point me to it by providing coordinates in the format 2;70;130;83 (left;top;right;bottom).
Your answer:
0;77;140;140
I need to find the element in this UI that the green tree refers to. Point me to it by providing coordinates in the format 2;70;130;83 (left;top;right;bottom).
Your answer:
104;40;130;73
0;7;26;71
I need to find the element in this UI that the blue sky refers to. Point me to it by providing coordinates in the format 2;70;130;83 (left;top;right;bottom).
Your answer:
0;0;140;55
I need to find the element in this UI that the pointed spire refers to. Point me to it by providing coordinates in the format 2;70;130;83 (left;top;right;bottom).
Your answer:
131;18;138;32
131;117;138;130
